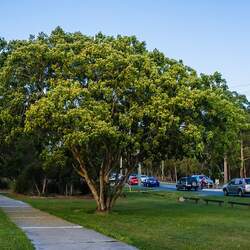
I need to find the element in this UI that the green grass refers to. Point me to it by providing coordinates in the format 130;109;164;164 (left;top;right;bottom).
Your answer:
0;208;34;250
8;191;250;250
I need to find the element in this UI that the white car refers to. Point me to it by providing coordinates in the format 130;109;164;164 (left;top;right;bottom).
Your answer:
109;173;123;182
140;175;148;183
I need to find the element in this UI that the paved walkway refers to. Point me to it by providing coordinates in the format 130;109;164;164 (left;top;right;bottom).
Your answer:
0;195;137;250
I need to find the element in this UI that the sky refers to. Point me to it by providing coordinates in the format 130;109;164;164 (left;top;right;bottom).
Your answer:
1;0;250;99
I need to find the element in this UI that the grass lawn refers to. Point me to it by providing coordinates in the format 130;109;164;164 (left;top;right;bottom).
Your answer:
8;191;250;250
0;208;34;250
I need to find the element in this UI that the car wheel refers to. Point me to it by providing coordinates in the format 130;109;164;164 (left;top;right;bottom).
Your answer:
223;189;228;196
238;189;244;197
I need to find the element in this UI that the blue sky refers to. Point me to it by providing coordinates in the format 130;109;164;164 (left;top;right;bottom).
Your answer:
1;0;250;99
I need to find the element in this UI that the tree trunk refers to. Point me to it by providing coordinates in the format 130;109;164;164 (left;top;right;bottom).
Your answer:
161;160;164;181
120;156;123;176
224;154;228;184
240;139;245;178
65;184;68;196
34;182;41;196
72;148;102;208
42;177;47;195
174;165;178;184
70;183;73;196
71;147;134;213
98;166;107;212
138;163;142;185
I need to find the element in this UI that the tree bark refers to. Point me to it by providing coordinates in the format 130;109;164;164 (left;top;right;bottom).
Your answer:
98;164;107;212
70;183;73;196
71;147;136;213
72;149;100;208
34;182;41;196
174;165;178;184
161;160;164;181
240;139;246;178
42;177;47;195
106;168;133;210
65;184;68;196
138;163;142;185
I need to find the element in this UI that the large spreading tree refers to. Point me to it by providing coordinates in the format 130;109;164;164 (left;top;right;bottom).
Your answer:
0;28;248;212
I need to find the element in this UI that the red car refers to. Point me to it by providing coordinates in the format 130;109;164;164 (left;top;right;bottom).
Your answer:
128;176;139;185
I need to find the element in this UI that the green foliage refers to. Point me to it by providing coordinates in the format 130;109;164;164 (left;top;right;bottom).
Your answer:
0;28;249;208
0;178;9;189
14;163;44;194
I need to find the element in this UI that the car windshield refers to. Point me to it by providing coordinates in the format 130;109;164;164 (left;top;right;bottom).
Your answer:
245;179;250;184
148;177;156;180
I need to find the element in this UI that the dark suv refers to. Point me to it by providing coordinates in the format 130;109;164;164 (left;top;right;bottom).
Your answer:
223;178;250;197
176;177;199;191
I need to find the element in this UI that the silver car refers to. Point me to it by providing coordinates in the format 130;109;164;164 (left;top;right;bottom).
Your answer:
223;178;250;197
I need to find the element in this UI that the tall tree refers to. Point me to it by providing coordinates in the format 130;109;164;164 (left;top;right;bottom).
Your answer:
1;28;248;211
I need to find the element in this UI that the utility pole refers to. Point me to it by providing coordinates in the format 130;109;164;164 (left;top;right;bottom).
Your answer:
224;154;228;184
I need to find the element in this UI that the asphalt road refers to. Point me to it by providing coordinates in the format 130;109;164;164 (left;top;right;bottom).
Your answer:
157;183;224;196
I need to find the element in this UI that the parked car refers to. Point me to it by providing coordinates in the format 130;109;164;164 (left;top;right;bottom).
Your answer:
192;175;214;188
128;176;139;185
176;176;199;191
109;173;123;182
205;177;214;188
140;175;148;183
143;177;160;187
223;178;250;197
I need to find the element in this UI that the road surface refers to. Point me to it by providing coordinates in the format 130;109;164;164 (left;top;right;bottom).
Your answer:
157;183;224;196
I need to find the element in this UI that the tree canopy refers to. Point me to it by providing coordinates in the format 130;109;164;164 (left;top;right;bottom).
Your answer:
0;27;249;212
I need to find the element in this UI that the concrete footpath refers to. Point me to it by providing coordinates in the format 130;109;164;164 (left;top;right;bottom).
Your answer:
0;195;137;250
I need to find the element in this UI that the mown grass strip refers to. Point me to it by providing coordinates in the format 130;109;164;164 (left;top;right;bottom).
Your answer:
7;191;250;250
0;208;34;250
